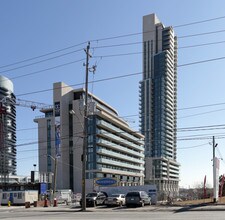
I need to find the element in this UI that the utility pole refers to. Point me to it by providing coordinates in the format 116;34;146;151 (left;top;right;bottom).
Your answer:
81;41;96;211
212;136;218;203
81;41;91;211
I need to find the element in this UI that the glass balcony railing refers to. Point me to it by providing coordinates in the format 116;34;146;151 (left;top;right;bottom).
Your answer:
97;120;143;145
96;148;144;164
96;139;144;158
97;129;144;151
97;157;145;171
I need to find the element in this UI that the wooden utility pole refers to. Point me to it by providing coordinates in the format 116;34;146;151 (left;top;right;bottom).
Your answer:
81;42;91;211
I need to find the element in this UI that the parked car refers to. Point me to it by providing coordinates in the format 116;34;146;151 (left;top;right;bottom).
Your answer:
104;194;126;207
55;189;72;204
125;191;151;207
80;192;107;207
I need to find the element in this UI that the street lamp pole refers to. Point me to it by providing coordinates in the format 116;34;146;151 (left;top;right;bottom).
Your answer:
47;155;57;205
53;156;58;201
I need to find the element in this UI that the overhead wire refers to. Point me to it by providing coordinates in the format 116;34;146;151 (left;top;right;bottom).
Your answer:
0;42;87;70
10;58;86;80
178;108;225;119
89;16;225;43
16;122;225;133
3;29;225;78
14;49;225;97
14;124;225;150
0;48;84;75
177;143;209;149
1;15;225;75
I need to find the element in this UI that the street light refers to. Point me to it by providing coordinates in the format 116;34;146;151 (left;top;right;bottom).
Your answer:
33;164;36;171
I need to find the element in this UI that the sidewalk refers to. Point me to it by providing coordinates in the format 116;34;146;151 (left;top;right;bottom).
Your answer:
1;203;225;212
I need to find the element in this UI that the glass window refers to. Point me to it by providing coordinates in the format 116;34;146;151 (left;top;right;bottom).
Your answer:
3;193;7;199
18;193;22;199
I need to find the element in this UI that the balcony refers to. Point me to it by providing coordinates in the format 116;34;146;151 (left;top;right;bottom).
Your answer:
97;120;143;145
96;139;144;158
97;167;144;177
97;129;144;151
97;158;145;171
96;148;144;164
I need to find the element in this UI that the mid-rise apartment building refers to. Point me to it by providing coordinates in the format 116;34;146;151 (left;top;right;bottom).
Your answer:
34;82;145;193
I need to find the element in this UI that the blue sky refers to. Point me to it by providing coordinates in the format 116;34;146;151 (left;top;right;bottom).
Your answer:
1;0;225;188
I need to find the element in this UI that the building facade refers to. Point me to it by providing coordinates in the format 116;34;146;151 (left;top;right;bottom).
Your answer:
139;14;179;198
34;82;145;193
0;75;16;184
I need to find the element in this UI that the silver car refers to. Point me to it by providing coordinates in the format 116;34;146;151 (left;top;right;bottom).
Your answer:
104;194;126;207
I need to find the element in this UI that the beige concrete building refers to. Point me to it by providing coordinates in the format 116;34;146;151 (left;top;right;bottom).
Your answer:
34;82;145;193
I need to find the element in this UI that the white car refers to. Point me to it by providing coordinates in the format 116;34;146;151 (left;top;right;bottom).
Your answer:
104;194;126;207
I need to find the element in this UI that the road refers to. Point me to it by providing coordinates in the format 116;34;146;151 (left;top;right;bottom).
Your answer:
0;207;225;220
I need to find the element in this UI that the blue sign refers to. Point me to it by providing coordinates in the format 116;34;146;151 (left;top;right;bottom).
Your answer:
95;178;117;186
40;183;47;194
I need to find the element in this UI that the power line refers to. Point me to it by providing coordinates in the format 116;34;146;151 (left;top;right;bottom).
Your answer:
216;146;224;160
6;29;225;76
16;122;225;134
10;58;86;80
14;51;225;97
178;127;225;132
179;102;225;111
178;108;225;119
0;28;224;83
16;71;142;96
178;123;225;131
178;56;225;67
1;16;225;73
21;46;225;88
15;131;225;154
177;135;225;141
179;40;225;49
1;35;224;79
14;123;225;150
0;48;83;75
0;42;87;70
179;29;225;39
177;132;225;139
173;15;225;28
90;16;225;43
177;143;209;149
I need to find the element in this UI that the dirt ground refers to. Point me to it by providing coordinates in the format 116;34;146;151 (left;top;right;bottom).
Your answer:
175;197;225;206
